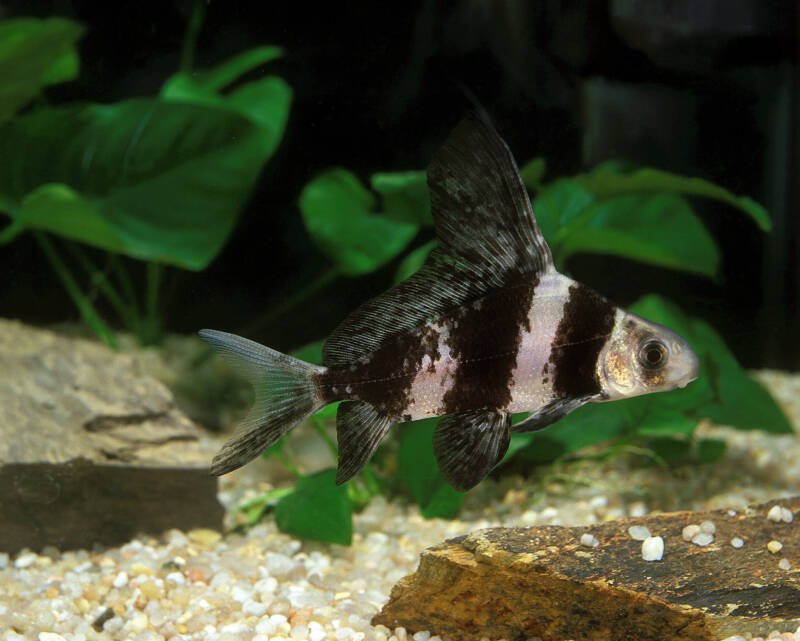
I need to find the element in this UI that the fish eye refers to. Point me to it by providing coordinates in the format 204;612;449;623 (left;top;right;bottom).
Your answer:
639;339;668;369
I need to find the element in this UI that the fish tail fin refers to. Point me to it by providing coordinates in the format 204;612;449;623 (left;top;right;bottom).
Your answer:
199;329;325;476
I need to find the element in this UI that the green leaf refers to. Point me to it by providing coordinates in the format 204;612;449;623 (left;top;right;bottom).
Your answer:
532;179;595;248
394;239;436;283
371;171;432;226
161;46;291;155
556;194;720;277
520;157;547;191
398;418;466;517
0;98;275;269
573;166;770;231
274;468;352;545
647;435;691;463
696;438;726;463
0;18;84;124
300;169;419;275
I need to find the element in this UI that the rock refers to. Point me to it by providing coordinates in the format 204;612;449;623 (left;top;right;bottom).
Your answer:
374;498;800;641
0;319;223;554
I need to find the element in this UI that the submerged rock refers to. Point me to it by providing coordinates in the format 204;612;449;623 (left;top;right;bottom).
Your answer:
0;318;223;554
374;498;800;641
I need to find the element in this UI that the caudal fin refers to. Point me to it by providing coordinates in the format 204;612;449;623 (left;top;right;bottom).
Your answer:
199;329;325;475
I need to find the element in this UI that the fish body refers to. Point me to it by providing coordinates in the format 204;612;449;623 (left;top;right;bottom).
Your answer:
201;112;699;491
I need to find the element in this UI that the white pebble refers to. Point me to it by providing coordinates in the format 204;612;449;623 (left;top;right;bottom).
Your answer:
720;636;746;641
628;502;647;517
682;524;701;541
730;537;744;549
242;599;267;616
628;526;651;541
38;634;67;641
580;533;599;548
699;520;716;534
14;552;37;569
413;632;431;641
642;536;664;561
779;558;792;571
780;507;794;523
767;540;783;554
395;627;408;641
691;532;714;547
112;571;129;588
335;627;356;641
0;552;8;569
767;505;783;522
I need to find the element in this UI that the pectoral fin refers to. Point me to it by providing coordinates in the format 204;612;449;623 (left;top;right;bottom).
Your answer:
433;410;511;491
511;395;596;433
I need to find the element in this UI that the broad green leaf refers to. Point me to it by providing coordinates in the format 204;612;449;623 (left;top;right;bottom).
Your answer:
556;194;719;277
161;46;291;154
520;157;546;191
394;239;436;283
398;418;466;516
300;169;419;275
647;435;691;463
690;320;792;433
170;45;283;94
371;171;432;226
16;183;123;251
532;179;595;248
0;99;273;269
573;166;770;231
274;468;352;545
0;18;84;124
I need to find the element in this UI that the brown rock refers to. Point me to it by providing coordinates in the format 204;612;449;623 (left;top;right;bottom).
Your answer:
374;498;800;641
0;319;223;554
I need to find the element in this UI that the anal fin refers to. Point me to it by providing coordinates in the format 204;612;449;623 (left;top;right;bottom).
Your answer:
433;410;511;492
335;402;394;485
511;395;596;433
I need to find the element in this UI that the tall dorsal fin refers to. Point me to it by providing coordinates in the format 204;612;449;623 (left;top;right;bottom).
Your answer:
323;112;553;367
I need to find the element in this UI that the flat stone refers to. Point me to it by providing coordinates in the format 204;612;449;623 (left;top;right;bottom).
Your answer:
0;319;223;554
373;498;800;641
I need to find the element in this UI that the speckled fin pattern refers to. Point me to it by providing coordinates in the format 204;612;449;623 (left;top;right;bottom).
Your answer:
335;402;394;484
433;410;511;491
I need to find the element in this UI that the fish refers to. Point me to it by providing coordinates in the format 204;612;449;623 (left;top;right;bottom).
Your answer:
200;111;700;491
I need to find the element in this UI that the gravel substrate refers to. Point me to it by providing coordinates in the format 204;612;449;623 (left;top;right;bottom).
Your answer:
2;370;799;641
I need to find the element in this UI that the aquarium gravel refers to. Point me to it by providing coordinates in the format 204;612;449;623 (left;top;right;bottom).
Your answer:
2;370;800;641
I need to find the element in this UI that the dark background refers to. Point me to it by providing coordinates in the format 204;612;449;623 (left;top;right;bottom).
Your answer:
2;0;798;369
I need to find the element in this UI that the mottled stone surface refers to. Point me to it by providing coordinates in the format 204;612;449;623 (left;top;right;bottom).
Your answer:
0;319;223;553
374;498;800;641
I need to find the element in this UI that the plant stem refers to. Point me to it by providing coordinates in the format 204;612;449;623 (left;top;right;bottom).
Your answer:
275;448;303;478
311;415;339;461
239;267;339;337
179;0;206;73
143;261;162;344
111;256;141;318
64;244;138;333
358;463;381;496
34;233;118;349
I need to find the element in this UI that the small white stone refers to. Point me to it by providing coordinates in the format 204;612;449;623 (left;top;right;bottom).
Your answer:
780;507;794;523
14;552;37;569
112;571;128;588
629;502;647;518
413;632;431;641
580;533;599;548
699;520;716;535
682;524;701;542
628;526;651;541
38;634;67;641
720;636;746;641
691;532;714;547
242;599;267;616
767;540;783;554
589;495;608;509
730;537;744;549
642;536;664;562
778;558;792;571
767;505;783;522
